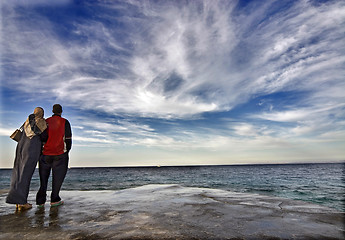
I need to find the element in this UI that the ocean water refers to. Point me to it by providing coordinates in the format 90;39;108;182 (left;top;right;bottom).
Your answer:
1;163;344;212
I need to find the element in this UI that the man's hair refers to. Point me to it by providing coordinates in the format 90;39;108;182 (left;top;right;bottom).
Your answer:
53;104;63;114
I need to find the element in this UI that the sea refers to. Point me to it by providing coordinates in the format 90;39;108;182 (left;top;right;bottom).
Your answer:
1;163;344;212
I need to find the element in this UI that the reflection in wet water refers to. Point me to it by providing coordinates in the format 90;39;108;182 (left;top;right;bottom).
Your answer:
4;205;63;230
34;207;45;227
11;209;32;231
49;206;61;229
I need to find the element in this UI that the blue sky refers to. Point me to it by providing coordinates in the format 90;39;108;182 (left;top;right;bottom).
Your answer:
1;0;344;168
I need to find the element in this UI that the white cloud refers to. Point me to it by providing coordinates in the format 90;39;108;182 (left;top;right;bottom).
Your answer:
1;0;345;164
256;110;310;122
254;103;345;123
2;0;344;120
0;128;13;136
3;0;71;7
233;123;258;137
73;136;116;144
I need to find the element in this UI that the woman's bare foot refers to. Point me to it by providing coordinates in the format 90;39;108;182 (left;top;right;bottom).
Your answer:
16;203;32;211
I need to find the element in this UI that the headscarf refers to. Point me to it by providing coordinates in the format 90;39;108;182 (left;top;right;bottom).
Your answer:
23;107;47;139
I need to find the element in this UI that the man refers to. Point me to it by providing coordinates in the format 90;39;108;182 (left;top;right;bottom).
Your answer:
36;104;72;207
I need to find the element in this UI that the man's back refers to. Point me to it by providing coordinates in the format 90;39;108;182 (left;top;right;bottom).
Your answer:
43;115;70;156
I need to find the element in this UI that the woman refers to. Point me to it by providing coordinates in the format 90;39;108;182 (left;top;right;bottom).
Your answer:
6;107;47;211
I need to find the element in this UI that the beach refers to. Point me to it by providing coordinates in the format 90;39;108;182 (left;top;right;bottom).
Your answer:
0;184;344;239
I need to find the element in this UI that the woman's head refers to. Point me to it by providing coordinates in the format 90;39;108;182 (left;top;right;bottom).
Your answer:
34;107;44;118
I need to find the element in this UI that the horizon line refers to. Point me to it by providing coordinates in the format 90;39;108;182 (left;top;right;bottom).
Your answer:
1;161;344;170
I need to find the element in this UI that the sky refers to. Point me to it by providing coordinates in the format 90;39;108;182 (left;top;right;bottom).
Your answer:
0;0;344;168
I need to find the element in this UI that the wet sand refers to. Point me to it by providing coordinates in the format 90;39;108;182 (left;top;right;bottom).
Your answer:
0;184;344;239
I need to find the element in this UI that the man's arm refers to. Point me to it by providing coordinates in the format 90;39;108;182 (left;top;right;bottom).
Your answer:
65;120;72;152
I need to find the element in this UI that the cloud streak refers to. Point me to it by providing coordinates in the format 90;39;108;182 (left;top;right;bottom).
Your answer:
2;1;343;117
1;0;345;166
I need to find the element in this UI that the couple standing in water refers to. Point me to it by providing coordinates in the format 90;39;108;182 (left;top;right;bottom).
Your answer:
6;104;72;211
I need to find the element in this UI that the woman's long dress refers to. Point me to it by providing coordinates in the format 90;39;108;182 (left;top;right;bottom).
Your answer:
6;131;42;204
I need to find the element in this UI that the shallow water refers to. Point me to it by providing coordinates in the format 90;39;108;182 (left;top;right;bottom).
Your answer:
1;163;344;211
0;185;344;240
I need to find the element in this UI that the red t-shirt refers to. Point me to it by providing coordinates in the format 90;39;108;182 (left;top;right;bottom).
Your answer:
43;115;70;155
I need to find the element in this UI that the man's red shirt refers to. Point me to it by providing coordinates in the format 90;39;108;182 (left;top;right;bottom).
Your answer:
43;115;71;156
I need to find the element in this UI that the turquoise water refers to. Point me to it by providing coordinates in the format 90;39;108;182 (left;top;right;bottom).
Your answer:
1;163;344;211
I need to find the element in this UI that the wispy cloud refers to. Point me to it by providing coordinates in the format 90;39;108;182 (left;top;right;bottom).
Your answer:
254;103;345;122
1;0;345;165
0;128;13;136
2;0;343;119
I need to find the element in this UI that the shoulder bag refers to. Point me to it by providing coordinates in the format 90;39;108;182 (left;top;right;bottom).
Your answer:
10;123;24;142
